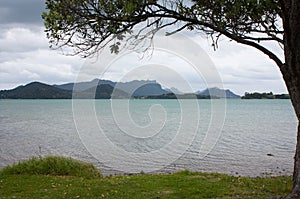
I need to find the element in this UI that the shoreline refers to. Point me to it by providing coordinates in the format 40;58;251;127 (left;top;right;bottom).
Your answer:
1;155;292;178
0;156;292;198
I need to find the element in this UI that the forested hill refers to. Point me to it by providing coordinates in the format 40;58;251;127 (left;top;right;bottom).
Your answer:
0;82;126;99
0;80;241;99
0;82;72;99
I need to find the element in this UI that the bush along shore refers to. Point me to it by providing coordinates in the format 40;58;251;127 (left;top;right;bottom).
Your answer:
0;156;292;198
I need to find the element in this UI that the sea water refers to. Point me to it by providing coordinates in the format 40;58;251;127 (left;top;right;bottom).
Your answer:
0;99;297;176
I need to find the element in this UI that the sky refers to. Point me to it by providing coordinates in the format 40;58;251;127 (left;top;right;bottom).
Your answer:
0;0;288;95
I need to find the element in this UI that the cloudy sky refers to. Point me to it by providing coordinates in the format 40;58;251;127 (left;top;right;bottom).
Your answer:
0;0;288;95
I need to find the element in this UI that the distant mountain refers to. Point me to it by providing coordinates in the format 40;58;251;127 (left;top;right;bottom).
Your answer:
130;82;169;96
0;80;240;99
0;82;72;99
55;79;170;97
196;87;240;99
165;87;184;95
112;80;169;96
0;82;132;99
73;84;130;99
54;79;116;91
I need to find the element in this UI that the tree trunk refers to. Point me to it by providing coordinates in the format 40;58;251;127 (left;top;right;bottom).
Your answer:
280;0;300;198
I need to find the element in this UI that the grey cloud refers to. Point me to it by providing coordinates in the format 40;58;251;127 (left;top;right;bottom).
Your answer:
0;27;48;54
0;49;84;90
0;0;45;25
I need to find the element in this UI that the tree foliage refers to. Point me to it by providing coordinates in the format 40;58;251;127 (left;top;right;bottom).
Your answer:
43;0;283;67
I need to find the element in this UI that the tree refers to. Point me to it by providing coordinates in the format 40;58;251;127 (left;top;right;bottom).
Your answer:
42;0;300;198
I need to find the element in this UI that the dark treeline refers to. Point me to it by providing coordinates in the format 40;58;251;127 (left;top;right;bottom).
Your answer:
242;92;290;99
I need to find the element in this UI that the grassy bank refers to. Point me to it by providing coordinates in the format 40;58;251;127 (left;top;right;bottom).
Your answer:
0;156;292;198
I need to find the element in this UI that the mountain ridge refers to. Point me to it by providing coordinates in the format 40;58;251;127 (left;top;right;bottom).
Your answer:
196;87;240;99
0;80;240;99
0;82;72;99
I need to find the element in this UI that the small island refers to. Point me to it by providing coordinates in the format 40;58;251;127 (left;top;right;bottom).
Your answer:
242;92;290;99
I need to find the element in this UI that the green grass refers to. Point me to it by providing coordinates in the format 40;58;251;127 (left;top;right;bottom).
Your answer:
0;156;101;179
0;157;292;199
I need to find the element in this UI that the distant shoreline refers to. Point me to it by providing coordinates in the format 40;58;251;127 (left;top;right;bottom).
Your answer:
0;80;289;99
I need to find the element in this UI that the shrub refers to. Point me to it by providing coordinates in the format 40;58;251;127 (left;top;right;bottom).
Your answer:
0;156;102;179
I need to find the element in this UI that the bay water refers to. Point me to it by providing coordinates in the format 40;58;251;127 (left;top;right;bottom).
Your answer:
0;99;297;176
